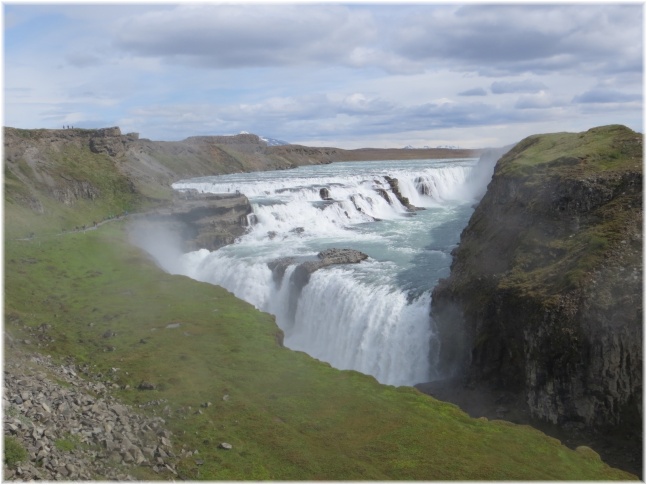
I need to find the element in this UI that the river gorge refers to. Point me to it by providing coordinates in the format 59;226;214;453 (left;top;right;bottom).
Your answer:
153;157;491;386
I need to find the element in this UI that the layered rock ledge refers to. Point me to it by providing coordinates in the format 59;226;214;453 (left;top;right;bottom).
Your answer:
140;191;254;251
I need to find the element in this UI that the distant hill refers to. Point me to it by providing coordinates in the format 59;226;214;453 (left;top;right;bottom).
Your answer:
405;144;461;149
237;131;290;146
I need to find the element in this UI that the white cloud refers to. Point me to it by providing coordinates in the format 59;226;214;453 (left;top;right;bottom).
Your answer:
491;80;547;94
3;4;642;148
113;5;377;69
572;88;642;104
391;4;642;76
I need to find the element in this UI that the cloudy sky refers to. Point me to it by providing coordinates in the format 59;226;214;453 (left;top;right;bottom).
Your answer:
3;3;643;149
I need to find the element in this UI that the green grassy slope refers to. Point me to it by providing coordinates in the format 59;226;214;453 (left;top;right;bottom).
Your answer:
3;228;635;480
4;143;141;240
499;124;642;176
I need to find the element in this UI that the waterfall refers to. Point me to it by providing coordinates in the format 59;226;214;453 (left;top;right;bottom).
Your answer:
166;159;477;386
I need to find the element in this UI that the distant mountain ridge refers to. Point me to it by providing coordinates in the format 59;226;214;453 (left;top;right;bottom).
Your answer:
238;131;290;146
260;135;291;146
404;144;461;150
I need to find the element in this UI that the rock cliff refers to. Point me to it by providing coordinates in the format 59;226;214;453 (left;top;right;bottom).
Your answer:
431;125;642;440
135;191;254;252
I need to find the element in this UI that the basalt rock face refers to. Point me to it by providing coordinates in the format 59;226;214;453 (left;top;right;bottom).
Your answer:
431;125;642;436
88;127;135;157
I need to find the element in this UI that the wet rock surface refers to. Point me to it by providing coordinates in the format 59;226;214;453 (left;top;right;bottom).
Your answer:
383;176;415;211
268;248;369;288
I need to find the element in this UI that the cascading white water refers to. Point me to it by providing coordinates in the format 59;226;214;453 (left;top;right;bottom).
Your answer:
287;267;433;385
169;158;480;386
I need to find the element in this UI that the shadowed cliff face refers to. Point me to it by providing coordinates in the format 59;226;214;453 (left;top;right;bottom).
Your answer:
431;125;642;437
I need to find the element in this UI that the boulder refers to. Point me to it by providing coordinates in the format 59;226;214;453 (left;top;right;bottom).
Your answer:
138;381;156;391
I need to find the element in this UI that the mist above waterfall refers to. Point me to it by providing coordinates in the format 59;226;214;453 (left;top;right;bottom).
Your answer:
463;145;513;199
127;220;186;275
160;158;482;386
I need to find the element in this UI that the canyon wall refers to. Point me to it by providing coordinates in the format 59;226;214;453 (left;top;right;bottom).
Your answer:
431;125;642;436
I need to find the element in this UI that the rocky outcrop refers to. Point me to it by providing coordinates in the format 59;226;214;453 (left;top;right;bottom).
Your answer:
89;127;127;157
384;176;415;211
266;249;369;331
268;248;369;288
139;191;254;252
431;126;642;440
50;177;101;205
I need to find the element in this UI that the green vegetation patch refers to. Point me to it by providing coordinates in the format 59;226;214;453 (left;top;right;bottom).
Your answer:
498;124;642;178
54;433;84;453
4;146;146;240
4;436;28;468
462;125;643;296
43;144;137;207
